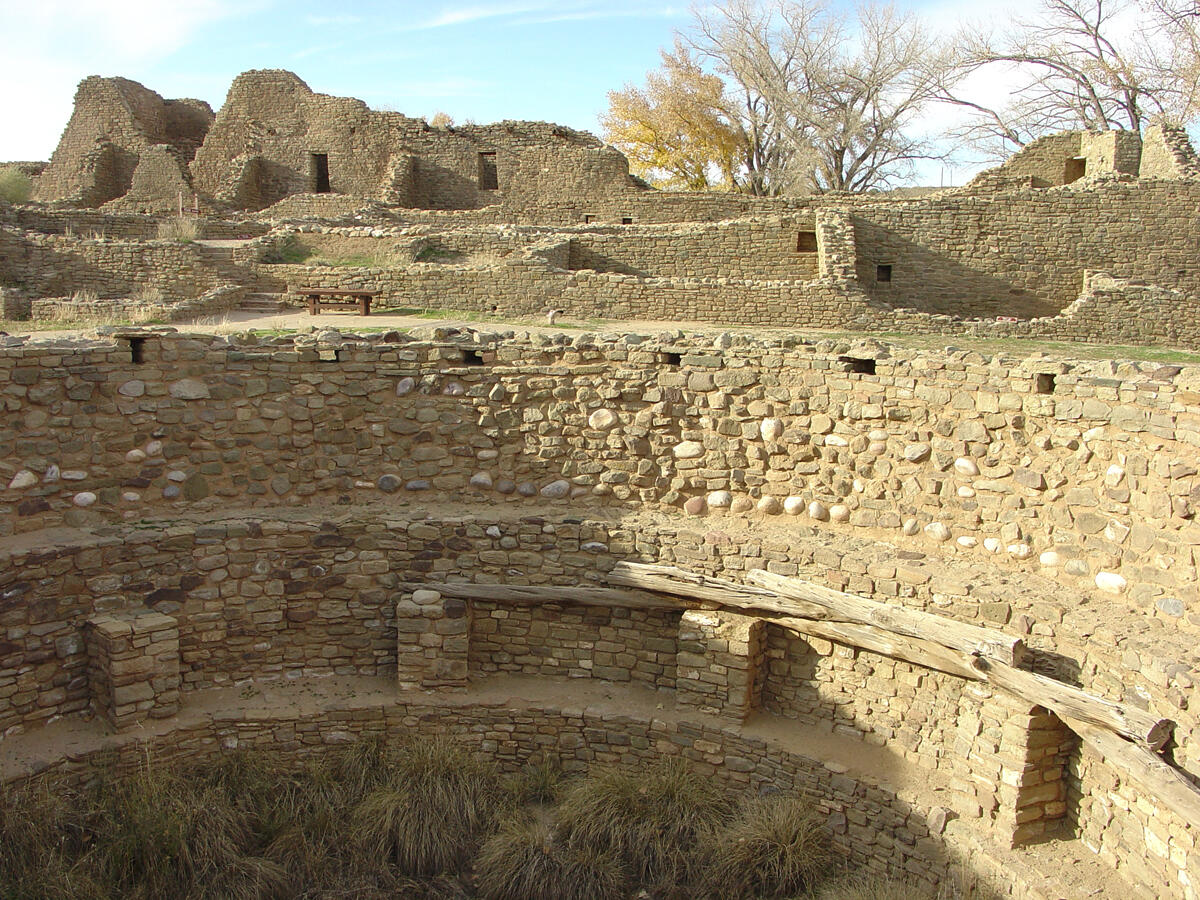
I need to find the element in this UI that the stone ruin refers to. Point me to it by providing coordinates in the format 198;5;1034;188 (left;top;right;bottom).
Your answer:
1;70;1200;899
2;69;1200;344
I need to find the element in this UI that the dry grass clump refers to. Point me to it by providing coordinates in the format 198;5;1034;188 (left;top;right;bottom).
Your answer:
0;166;33;203
504;755;565;805
701;794;834;899
475;815;626;900
157;216;203;242
817;873;938;900
352;737;506;877
556;756;730;890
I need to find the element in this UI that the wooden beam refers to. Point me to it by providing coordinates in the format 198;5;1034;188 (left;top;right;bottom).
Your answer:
608;562;829;618
767;615;981;680
1065;715;1200;826
747;569;1027;667
402;581;684;611
610;563;1170;751
970;656;1173;753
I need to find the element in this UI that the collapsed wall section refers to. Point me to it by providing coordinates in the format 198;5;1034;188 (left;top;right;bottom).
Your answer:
35;77;213;205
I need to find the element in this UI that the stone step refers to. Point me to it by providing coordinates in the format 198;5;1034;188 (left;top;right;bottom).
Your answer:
239;292;286;312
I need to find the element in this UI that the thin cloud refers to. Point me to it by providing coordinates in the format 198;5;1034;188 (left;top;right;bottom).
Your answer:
305;14;365;27
397;2;562;31
510;7;686;26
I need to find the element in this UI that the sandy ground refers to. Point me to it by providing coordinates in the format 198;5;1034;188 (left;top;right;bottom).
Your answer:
3;306;841;343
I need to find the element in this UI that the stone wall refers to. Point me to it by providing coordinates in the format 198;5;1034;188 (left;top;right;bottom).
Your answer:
36;76;212;204
851;181;1200;315
1;232;222;300
188;70;644;214
2;329;1198;617
0;504;1191;894
0;690;1034;899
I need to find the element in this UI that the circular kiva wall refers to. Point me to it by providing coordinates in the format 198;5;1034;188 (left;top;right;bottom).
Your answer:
1;328;1199;897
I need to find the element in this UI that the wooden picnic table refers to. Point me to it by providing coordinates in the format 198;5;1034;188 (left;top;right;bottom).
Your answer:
293;287;378;316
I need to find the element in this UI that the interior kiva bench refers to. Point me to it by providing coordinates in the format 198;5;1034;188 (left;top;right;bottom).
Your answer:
293;287;378;316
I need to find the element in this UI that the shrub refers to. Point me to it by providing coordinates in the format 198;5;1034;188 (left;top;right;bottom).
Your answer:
157;216;202;242
0;167;32;203
475;815;626;900
700;794;834;899
556;756;729;890
0;778;103;899
87;762;289;899
505;755;565;805
352;738;505;877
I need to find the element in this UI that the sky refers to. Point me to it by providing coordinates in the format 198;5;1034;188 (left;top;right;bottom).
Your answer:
0;0;1045;185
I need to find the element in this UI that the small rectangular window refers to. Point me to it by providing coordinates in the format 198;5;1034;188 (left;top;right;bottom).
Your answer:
876;264;892;283
1036;373;1056;394
838;356;876;375
583;214;594;224
311;153;330;193
1064;157;1086;184
478;152;498;190
621;216;633;225
796;231;817;253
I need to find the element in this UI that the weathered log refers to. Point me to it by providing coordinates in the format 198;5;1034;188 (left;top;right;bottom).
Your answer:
767;618;1172;751
970;656;1173;752
612;564;1170;751
767;615;981;680
402;581;683;611
1065;715;1200;826
608;562;828;618
747;569;1027;667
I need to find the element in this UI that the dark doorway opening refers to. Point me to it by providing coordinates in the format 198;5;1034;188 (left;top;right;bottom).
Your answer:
126;337;146;365
478;152;498;190
1064;157;1086;184
312;153;330;193
621;216;633;225
838;356;876;375
796;231;817;253
875;264;892;283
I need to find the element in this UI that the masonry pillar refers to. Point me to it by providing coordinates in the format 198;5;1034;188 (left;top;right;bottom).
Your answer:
954;685;1072;847
86;611;181;731
396;589;471;691
676;609;765;721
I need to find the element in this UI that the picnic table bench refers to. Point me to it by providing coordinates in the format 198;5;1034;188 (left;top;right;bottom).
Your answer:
293;287;378;316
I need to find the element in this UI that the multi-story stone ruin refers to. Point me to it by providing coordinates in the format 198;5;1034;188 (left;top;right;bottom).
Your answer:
3;70;1200;898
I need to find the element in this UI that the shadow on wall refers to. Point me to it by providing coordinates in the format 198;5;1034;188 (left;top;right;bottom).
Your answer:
414;160;494;211
853;224;1071;319
566;240;647;276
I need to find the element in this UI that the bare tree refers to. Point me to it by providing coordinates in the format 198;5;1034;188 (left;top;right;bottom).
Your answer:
689;0;956;194
949;0;1200;159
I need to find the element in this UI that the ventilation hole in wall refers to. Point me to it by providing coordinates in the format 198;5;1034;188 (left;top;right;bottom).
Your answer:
838;356;876;375
490;304;498;312
875;264;893;283
621;216;633;225
478;152;499;190
318;348;339;362
125;337;146;365
583;214;595;224
311;153;330;193
664;352;682;367
463;349;484;366
796;230;818;253
1036;373;1056;394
